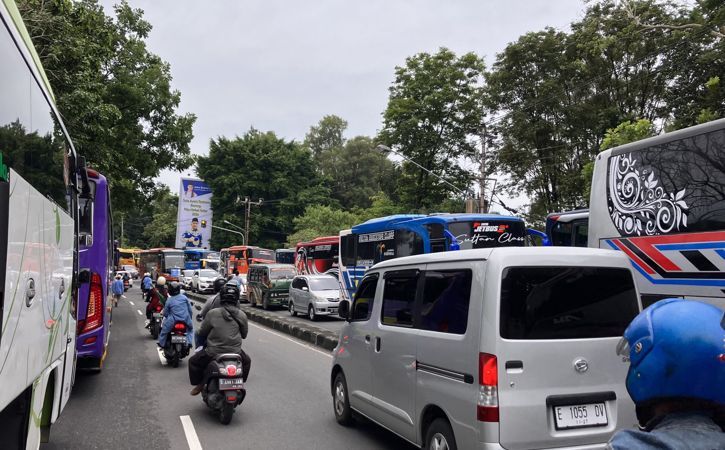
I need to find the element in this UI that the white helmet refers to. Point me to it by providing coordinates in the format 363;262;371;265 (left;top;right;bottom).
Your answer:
157;276;166;286
144;272;150;277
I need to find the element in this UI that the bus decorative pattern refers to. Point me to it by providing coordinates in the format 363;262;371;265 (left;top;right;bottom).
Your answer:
606;230;725;286
341;266;366;301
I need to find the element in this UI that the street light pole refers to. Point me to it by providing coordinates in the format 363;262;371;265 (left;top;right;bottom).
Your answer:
213;225;245;245
223;220;246;246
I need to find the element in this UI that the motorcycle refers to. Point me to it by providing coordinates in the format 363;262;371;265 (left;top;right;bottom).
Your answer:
163;321;191;368
202;353;246;424
149;304;163;339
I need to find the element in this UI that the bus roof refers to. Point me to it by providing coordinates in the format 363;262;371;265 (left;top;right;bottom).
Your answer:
352;213;524;234
296;235;339;247
222;245;269;251
141;248;183;253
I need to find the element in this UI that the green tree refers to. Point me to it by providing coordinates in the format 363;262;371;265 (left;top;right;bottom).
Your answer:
286;205;359;246
140;186;178;248
380;48;485;210
304;115;347;165
197;129;331;249
17;0;196;213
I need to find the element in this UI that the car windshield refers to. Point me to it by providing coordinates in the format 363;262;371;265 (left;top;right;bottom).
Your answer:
123;265;136;271
270;268;295;280
499;266;639;339
309;277;339;291
183;270;194;276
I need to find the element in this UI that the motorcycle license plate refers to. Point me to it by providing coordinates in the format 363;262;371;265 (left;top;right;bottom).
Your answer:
553;403;608;430
219;378;244;391
170;335;187;344
152;312;162;318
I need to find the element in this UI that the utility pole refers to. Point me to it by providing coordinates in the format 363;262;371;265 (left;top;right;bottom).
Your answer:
242;197;263;245
120;215;124;247
479;124;487;213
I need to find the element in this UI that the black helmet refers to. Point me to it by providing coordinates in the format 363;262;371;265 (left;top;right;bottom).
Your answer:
220;283;240;304
167;281;181;296
213;277;227;293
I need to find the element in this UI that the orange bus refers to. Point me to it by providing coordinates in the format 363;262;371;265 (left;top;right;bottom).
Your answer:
295;235;339;275
219;245;275;277
138;248;185;282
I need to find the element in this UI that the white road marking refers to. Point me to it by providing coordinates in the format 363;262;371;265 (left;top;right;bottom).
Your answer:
180;415;202;450
136;309;143;316
248;322;333;359
129;301;135;306
156;346;168;366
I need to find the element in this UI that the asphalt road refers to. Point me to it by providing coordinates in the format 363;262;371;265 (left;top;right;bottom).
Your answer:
196;291;347;334
43;286;414;450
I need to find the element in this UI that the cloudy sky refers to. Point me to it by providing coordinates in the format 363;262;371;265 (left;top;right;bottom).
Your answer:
101;0;586;208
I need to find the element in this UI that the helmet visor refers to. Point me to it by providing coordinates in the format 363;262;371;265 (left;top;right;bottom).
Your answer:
615;336;630;357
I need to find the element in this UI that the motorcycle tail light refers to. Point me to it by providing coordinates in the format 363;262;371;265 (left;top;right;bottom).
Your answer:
226;365;237;376
173;322;187;332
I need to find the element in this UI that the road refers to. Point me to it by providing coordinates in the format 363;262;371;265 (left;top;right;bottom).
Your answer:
43;286;414;450
196;291;347;334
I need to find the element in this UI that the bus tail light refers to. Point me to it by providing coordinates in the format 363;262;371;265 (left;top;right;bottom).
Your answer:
478;353;499;422
81;272;103;333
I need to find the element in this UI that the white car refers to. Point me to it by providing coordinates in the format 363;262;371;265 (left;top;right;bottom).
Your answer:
192;269;220;294
115;271;134;290
122;264;139;279
181;269;195;289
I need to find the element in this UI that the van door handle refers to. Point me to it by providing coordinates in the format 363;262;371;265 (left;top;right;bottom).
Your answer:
374;337;381;352
505;360;523;373
364;335;371;344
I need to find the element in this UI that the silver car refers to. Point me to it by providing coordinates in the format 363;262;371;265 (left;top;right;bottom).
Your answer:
331;247;641;450
181;269;195;289
192;269;220;293
288;274;341;321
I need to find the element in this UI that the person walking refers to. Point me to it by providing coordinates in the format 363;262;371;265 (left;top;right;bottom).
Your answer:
111;274;124;307
607;298;724;449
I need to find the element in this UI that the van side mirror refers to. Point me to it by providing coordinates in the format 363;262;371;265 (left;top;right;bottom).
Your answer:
338;300;350;320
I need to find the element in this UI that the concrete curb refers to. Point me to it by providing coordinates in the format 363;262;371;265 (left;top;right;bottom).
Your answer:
187;292;339;352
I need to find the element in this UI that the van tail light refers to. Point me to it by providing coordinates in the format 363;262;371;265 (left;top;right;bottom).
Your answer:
80;272;104;334
478;353;499;422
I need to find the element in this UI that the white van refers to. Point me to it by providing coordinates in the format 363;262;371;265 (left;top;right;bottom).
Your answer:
331;247;641;450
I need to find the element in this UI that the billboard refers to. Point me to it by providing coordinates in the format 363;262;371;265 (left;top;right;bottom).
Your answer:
175;177;213;249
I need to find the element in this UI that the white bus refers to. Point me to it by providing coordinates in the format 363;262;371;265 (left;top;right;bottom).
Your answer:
588;118;725;309
0;1;83;447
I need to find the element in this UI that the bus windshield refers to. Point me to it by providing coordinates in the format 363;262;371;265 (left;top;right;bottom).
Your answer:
448;220;526;249
251;248;275;260
164;252;185;268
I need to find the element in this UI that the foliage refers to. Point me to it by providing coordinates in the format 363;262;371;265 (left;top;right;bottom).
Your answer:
304;115;347;165
196;129;330;249
17;0;196;213
141;187;178;248
286;205;359;246
380;48;485;210
600;119;655;151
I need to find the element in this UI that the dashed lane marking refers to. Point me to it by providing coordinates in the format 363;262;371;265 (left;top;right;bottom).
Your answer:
129;301;135;306
248;321;333;359
137;309;143;316
180;415;202;450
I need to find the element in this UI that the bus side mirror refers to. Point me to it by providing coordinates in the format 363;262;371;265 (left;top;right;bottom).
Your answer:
338;300;350;320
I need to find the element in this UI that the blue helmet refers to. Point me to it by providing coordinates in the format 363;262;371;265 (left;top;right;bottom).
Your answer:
617;298;725;406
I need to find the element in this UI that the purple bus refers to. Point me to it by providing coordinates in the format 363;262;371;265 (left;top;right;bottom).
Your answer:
76;168;113;370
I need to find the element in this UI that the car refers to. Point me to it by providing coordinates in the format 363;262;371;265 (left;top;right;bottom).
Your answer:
181;269;195;289
288;274;341;321
247;264;295;309
330;247;641;450
122;264;139;279
191;269;221;294
116;271;134;290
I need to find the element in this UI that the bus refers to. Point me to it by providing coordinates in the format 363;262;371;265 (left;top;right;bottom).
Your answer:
116;247;139;268
138;248;185;282
0;1;86;445
183;248;214;270
545;209;589;247
76;169;113;371
338;213;528;300
295;236;339;275
589;118;725;309
219;245;275;277
275;248;295;265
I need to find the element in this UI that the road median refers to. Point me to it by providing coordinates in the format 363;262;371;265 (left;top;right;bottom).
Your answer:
187;292;339;351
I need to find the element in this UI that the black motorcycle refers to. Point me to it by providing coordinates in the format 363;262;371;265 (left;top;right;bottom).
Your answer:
163;321;191;368
149;304;163;339
202;354;246;424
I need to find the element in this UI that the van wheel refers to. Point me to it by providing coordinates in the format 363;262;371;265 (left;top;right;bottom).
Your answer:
262;295;269;310
333;372;354;426
289;301;297;316
425;418;457;450
308;305;317;321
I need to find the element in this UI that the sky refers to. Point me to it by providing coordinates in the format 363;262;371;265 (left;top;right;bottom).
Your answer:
100;0;586;210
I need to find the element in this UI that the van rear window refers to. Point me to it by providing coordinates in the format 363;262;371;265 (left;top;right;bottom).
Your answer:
500;267;639;340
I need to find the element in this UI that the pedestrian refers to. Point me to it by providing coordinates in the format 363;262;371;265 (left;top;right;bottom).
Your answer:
231;269;244;288
111;274;124;307
607;298;724;449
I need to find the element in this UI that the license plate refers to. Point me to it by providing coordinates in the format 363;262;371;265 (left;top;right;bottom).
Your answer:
219;378;244;390
170;335;186;344
553;403;608;430
152;312;162;318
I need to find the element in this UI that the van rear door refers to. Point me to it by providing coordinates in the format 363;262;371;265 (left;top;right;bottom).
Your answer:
494;266;640;450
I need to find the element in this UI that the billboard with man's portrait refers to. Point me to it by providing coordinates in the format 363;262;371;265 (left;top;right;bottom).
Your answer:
175;177;213;249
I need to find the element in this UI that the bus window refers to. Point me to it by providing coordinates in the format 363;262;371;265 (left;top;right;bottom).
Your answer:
448;220;527;249
395;229;423;257
550;221;573;246
357;230;395;265
426;223;447;253
341;234;356;266
78;182;96;242
573;220;588;247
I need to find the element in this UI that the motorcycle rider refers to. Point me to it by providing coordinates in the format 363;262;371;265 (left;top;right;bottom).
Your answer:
189;283;251;396
607;299;724;449
111;274;124;307
145;276;169;327
141;272;153;300
158;281;194;348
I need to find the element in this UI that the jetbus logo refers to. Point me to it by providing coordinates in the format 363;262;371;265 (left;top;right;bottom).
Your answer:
473;222;508;234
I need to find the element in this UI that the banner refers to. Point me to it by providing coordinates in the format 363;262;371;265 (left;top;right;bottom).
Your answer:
175;177;213;249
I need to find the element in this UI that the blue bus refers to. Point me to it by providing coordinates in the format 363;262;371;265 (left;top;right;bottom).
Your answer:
545;209;589;247
183;248;215;270
338;214;528;300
